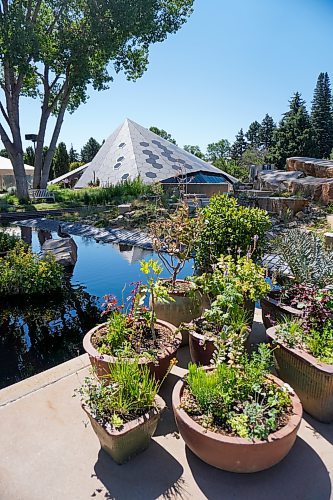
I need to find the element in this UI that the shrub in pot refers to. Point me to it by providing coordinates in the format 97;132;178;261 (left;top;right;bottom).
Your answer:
83;259;181;381
262;229;333;328
78;358;166;464
149;203;204;337
194;194;271;272
267;288;333;422
187;255;270;364
172;344;302;473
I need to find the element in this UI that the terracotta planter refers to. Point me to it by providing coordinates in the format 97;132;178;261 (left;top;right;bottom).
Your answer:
261;294;302;330
189;328;216;366
83;394;165;464
266;326;333;422
83;320;181;381
151;279;203;345
172;374;302;473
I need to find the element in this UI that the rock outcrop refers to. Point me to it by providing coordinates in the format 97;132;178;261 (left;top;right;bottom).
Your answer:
290;176;333;203
42;237;78;267
258;171;305;191
287;157;333;178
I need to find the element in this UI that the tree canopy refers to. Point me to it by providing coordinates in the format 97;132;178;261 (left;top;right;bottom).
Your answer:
0;0;194;198
81;137;101;163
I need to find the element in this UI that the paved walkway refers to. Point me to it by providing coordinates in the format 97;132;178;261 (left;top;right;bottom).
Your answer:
0;313;332;500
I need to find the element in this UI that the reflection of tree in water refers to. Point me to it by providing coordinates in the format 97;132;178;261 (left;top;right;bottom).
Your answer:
0;285;101;388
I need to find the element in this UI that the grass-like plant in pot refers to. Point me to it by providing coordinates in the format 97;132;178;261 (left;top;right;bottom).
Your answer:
0;231;19;256
262;229;333;328
78;358;166;464
149;203;204;334
172;344;302;473
83;259;181;381
266;286;333;422
186;255;270;365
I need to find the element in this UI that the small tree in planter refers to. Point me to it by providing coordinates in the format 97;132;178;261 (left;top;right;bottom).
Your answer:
149;203;204;330
172;344;302;472
78;358;166;464
83;259;181;381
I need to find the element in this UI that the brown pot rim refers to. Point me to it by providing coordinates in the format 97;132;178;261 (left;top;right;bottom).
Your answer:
187;318;250;343
82;394;165;436
158;278;197;296
262;295;302;317
267;326;333;374
83;319;181;364
172;373;302;445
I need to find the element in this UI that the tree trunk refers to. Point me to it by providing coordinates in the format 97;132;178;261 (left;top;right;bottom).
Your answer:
12;152;29;200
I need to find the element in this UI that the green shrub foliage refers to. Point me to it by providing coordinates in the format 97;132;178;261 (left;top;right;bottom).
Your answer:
0;242;64;296
0;232;19;252
194;194;271;270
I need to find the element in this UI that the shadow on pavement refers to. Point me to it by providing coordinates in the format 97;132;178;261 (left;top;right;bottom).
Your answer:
303;412;333;445
93;440;185;500
186;435;331;500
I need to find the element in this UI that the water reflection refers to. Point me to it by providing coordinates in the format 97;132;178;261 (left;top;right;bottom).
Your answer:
0;285;101;388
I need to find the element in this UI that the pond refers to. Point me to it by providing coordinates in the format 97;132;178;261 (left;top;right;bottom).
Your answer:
0;225;193;388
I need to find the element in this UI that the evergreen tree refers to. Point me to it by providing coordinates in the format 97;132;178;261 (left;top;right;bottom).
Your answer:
230;129;247;159
52;142;69;179
311;72;333;158
0;148;9;158
183;145;205;159
81;138;101;163
69;145;79;164
206;139;230;162
268;93;314;169
259;114;276;150
149;126;177;145
246;121;262;149
23;146;35;166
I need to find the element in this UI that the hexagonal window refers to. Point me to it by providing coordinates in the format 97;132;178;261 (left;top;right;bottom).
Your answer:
152;163;163;169
118;142;126;148
145;171;157;178
140;142;149;147
117;156;124;162
122;173;129;180
113;163;121;170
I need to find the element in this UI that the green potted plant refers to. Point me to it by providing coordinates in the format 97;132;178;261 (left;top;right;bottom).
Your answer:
186;255;270;365
149;203;204;336
172;344;302;472
78;358;166;464
266;286;333;422
83;259;181;381
262;229;333;328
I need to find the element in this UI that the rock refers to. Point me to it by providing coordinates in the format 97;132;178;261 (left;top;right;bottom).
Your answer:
257;170;304;191
295;211;306;220
255;196;308;215
118;204;132;215
324;232;333;250
288;222;298;228
42;238;78;267
327;215;333;230
287;157;333;178
290;176;333;203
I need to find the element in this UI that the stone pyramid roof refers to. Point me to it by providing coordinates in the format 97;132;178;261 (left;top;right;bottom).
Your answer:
76;119;238;187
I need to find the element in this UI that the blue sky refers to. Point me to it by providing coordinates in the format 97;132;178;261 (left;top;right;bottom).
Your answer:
17;0;333;153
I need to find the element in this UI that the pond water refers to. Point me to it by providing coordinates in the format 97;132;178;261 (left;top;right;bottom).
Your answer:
0;225;193;388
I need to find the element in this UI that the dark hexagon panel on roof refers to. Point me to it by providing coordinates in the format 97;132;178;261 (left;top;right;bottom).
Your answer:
140;142;149;147
122;173;129;180
172;165;181;171
185;164;194;169
146;158;157;164
145;171;157;178
113;163;121;169
118;142;126;148
117;156;124;162
142;149;153;155
152;163;163;169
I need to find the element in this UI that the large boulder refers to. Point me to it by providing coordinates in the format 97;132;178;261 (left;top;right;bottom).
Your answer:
42;237;78;267
287;157;333;178
290;176;333;203
258;170;305;191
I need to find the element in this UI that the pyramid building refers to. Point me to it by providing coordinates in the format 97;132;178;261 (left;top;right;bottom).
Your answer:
76;119;238;188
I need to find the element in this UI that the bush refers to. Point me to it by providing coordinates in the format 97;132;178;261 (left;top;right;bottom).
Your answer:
0;242;64;296
0;232;19;252
194;194;271;271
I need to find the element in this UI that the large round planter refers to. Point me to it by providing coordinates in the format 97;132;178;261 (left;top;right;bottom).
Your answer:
83;394;165;464
83;320;181;382
152;279;203;345
261;293;302;330
172;374;302;473
267;326;333;422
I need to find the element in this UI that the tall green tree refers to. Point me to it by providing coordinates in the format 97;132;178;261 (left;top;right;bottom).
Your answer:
206;139;230;162
0;1;194;199
311;72;333;158
183;145;205;159
80;138;101;163
246;121;262;149
149;126;177;145
230;129;247;160
268;93;314;169
23;146;35;166
69;145;79;164
52;142;69;179
259;114;276;150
